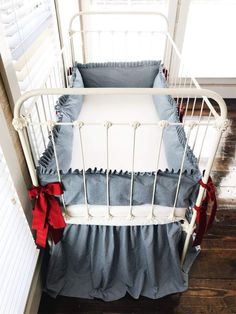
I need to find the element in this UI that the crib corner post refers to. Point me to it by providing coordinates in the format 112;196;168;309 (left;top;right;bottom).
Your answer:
181;119;228;267
180;211;197;267
12;117;38;187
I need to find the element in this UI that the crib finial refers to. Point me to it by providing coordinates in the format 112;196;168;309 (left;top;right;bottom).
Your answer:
127;212;134;220
158;120;169;128
85;209;92;221
147;211;156;222
105;210;113;221
131;121;141;129
12;116;28;131
104;121;112;129
214;117;230;132
73;120;84;128
47;120;56;129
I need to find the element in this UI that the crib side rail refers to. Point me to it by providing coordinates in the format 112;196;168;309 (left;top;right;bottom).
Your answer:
13;87;228;189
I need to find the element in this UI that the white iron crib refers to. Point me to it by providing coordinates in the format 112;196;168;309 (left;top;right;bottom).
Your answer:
12;11;228;265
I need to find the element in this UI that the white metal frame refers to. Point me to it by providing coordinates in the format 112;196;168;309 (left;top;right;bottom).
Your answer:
13;11;228;266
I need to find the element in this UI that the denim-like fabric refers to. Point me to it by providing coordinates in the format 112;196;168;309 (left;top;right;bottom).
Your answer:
38;68;84;172
45;223;199;301
38;168;199;208
152;66;200;176
76;60;161;87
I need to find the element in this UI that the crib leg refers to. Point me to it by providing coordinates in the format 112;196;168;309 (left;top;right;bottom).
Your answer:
180;210;197;267
181;121;228;266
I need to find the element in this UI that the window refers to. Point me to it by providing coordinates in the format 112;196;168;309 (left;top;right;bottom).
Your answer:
0;0;61;92
182;0;236;78
0;0;61;163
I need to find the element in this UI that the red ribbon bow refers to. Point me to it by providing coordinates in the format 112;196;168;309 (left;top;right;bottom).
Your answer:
28;183;66;248
193;176;217;246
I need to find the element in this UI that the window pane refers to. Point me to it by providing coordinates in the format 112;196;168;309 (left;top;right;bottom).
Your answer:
182;0;236;78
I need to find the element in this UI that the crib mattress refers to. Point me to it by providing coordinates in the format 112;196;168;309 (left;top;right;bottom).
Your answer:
70;94;168;172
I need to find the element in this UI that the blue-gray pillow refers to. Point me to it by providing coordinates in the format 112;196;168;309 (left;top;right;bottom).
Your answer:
38;68;84;172
76;61;161;88
152;67;200;177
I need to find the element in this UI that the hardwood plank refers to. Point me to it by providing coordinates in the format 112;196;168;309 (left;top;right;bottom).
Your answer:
188;278;236;297
205;225;236;237
179;279;236;314
38;293;182;314
39;290;235;314
202;236;236;250
190;251;236;279
214;210;236;225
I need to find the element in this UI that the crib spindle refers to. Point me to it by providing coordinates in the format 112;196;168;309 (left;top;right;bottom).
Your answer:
190;95;197;119
48;76;56;119
170;122;195;219
149;122;166;221
76;121;91;220
179;75;188;115
192;99;205;152
173;54;180;88
105;121;112;219
197;111;212;162
35;102;46;150
176;62;184;105
44;83;53;121
41;94;51;130
124;31;128;61
183;78;193;120
28;115;40;161
128;122;140;220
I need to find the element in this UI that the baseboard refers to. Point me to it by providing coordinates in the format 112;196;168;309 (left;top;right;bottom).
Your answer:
200;85;236;99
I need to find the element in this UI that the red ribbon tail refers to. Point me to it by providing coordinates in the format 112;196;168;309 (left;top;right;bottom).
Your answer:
193;204;207;246
29;183;66;248
48;197;65;222
194;205;201;224
49;227;65;244
35;224;49;248
193;176;217;246
206;196;217;231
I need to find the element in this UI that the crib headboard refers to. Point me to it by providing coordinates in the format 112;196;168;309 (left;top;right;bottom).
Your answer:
62;11;202;92
68;11;168;63
62;11;177;86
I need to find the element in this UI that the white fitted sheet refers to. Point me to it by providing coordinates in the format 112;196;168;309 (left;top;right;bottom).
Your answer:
70;95;169;172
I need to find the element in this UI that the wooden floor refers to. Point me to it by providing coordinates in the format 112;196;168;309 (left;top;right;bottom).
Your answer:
38;100;236;314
